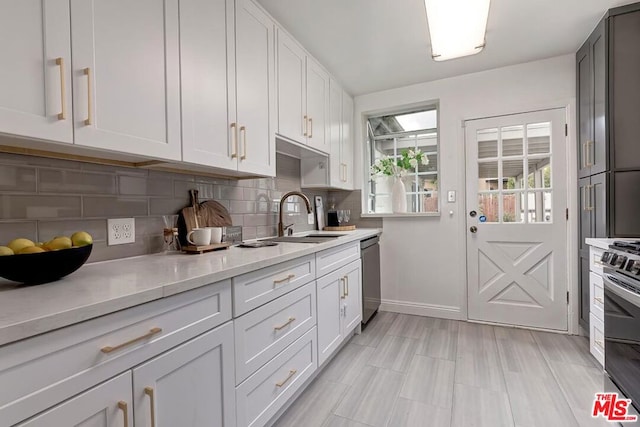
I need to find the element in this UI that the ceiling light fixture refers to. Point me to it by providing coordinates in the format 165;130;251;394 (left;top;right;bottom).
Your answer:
424;0;491;61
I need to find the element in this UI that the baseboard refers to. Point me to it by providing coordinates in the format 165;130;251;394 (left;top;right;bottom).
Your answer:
380;299;462;320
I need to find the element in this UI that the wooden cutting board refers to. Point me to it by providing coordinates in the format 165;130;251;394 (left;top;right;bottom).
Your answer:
199;200;232;227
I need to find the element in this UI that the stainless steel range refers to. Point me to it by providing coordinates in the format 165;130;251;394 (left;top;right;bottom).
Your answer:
602;241;640;412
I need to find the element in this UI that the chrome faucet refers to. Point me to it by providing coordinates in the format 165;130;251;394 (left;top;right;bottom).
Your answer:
278;191;313;237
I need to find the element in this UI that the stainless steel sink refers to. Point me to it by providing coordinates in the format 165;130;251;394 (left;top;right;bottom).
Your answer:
260;234;343;244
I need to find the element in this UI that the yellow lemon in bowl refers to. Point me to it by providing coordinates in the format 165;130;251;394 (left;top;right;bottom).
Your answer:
16;246;46;254
0;246;14;256
7;238;34;253
71;231;93;247
46;236;73;251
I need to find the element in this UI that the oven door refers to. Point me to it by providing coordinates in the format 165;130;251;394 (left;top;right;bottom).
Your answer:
604;270;640;410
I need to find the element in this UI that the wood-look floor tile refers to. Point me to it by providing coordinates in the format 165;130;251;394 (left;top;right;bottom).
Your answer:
386;314;429;339
532;331;599;367
352;312;397;348
495;327;553;378
367;334;418;373
455;322;506;391
388;397;452;427
334;366;405;427
451;383;513;427
275;379;349;427
457;322;497;356
322;415;374;427
322;342;376;386
416;322;458;361
504;371;579;427
547;361;610;427
400;354;455;408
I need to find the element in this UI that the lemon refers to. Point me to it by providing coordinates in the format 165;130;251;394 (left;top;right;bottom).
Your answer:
71;231;93;247
16;246;45;254
0;246;14;256
7;238;34;253
46;236;72;250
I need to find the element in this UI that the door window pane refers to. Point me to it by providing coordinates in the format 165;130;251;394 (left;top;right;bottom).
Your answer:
528;191;552;223
502;125;524;156
527;157;551;190
478;128;498;158
527;122;551;154
478;161;499;190
478;193;499;223
502;159;524;190
502;192;525;223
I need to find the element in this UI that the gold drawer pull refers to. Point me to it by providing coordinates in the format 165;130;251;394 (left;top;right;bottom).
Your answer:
84;67;93;125
308;117;313;138
274;274;295;285
231;123;238;159
303;115;308;136
274;317;296;331
118;401;129;427
595;339;604;349
275;369;297;387
594;297;604;304
340;277;346;299
240;126;247;160
101;327;162;354
55;58;66;120
344;275;349;296
144;387;156;427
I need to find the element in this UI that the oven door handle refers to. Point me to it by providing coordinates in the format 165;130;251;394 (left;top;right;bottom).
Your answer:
604;273;640;309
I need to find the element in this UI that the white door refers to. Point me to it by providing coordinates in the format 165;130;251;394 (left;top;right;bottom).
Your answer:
317;272;343;366
465;109;568;330
277;30;307;144
133;322;236;427
71;0;181;160
328;79;343;188
306;58;330;153
0;0;72;143
17;372;132;427
341;92;355;190
342;261;362;333
235;0;275;176
180;0;238;170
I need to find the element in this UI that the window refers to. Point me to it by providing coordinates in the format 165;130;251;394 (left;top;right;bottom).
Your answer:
365;105;439;215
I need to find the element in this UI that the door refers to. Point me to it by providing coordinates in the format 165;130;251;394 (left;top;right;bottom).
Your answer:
71;0;181;160
465;109;568;330
277;30;307;144
17;372;132;427
235;0;275;176
590;21;607;175
306;58;330;152
0;0;72;143
317;271;343;366
328;79;343;188
180;0;237;170
341;92;355;190
576;41;592;179
342;261;362;333
133;322;235;427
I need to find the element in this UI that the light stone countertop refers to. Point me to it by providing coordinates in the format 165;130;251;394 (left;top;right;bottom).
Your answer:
0;229;381;347
585;237;638;250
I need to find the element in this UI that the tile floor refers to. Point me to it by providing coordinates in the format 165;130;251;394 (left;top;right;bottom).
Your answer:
274;312;614;427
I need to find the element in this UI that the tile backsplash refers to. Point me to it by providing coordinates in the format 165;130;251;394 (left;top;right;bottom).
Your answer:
0;152;377;263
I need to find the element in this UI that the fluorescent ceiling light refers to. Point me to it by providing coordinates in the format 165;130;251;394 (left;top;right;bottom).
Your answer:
425;0;491;61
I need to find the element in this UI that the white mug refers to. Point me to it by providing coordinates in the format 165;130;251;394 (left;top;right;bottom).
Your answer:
186;228;211;246
209;227;223;244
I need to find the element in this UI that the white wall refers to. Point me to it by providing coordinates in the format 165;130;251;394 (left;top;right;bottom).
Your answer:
354;55;579;330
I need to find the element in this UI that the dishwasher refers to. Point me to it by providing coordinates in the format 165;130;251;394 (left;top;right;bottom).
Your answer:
361;235;381;324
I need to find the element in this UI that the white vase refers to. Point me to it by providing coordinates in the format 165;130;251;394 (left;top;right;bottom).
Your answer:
391;176;407;213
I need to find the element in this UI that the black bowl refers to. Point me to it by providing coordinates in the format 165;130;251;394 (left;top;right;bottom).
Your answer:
0;244;93;285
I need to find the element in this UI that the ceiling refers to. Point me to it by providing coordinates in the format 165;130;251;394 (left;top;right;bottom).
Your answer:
256;0;632;96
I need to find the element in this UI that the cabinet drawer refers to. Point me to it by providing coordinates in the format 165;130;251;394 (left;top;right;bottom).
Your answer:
0;280;231;426
590;272;605;322
236;327;317;427
235;282;316;384
590;313;605;368
316;241;360;277
233;255;315;316
590;246;605;275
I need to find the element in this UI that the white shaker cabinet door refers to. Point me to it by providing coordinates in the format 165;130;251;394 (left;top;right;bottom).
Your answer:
180;0;238;170
16;372;133;427
277;30;307;145
133;322;236;427
70;0;181;161
317;270;343;366
341;92;355;190
328;79;343;188
235;0;276;177
305;58;330;153
342;260;362;333
0;0;72;143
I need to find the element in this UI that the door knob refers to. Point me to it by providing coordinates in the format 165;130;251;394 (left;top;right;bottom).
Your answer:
470;226;478;233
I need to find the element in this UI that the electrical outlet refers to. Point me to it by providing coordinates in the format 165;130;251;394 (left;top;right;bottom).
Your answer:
308;213;315;225
108;218;135;245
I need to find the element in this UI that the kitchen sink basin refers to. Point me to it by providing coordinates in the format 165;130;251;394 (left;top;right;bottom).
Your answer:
260;234;343;244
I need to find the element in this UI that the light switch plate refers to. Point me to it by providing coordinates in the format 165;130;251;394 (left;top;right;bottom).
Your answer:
447;191;456;203
108;218;135;245
308;213;315;225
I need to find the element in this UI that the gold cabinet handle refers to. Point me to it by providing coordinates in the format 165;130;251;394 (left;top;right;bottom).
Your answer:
118;401;129;427
595;339;604;349
586;140;594;167
583;185;593;211
231;123;238;159
340;277;346;299
594;297;604;304
55;58;66;120
101;327;162;354
273;273;295;285
84;67;93;125
308;117;313;138
240;126;247;160
344;275;349;296
144;387;156;427
275;369;297;387
303;115;308;137
274;316;296;331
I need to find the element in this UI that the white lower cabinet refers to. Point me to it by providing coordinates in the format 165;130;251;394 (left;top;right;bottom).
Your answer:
587;244;606;367
590;313;605;366
134;322;236;427
317;259;362;366
16;372;133;427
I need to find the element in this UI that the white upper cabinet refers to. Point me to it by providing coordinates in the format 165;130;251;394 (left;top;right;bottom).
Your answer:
180;0;237;170
235;0;276;176
329;79;343;188
341;91;354;190
70;0;182;161
276;30;330;153
0;0;72;144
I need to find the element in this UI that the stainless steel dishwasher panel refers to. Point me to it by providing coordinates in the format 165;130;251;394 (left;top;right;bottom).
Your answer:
361;235;381;324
